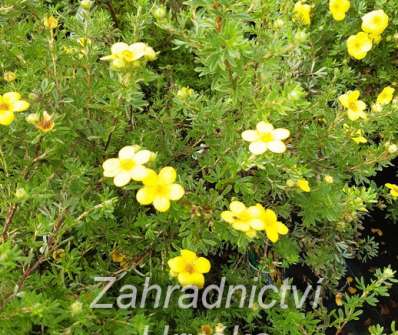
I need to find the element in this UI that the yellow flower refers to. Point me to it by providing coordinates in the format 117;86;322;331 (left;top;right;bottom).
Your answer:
221;201;264;238
27;111;54;132
352;130;367;144
177;87;194;99
251;205;288;243
296;179;311;192
101;42;156;69
293;1;312;26
168;249;211;288
376;86;395;105
386;183;398;199
43;16;58;30
338;90;367;121
3;71;16;82
329;0;350;21
369;33;382;44
346;32;372;60
242;121;290;155
0;92;30;126
221;202;288;242
361;10;389;35
102;145;155;187
136;167;185;212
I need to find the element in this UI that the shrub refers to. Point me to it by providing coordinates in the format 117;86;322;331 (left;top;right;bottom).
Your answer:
0;0;397;334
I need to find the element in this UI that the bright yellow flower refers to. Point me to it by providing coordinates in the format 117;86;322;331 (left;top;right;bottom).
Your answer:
376;86;395;105
221;201;264;238
43;16;58;30
0;92;30;126
296;179;311;192
168;249;211;288
386;183;398;199
242;121;290;155
3;71;16;82
338;90;367;121
329;0;350;21
361;10;389;35
250;205;288;243
293;1;312;26
27;111;54;132
136;167;185;212
103;145;155;187
101;42;156;69
352;130;367;144
346;32;372;60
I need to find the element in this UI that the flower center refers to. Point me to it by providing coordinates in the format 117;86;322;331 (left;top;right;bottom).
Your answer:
348;101;358;111
120;50;135;62
260;132;274;142
155;184;169;196
119;159;136;171
0;103;9;112
184;264;195;273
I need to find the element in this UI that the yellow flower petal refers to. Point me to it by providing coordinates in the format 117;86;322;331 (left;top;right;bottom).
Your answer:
168;256;186;273
119;145;139;159
277;222;289;235
180;249;198;262
0;111;15;126
256;121;274;133
102;158;121;177
273;128;290;140
229;201;246;213
169;184;185;200
249;141;267;155
241;130;259;142
178;272;205;288
134;150;153;164
3;92;21;103
113;172;131;187
158;167;177;184
267;141;286;153
11;100;30;112
265;227;279;243
130;165;149;181
136;186;156;205
153;196;171;212
194;257;211;273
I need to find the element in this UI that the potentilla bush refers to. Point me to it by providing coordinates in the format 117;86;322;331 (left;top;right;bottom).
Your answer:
1;0;398;334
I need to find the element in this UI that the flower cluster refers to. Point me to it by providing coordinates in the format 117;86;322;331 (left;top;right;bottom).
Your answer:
102;146;184;212
221;201;288;243
339;86;395;122
347;10;389;60
101;42;156;70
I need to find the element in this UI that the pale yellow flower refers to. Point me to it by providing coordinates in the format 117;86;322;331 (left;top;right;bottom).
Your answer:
103;145;155;187
242;121;290;155
361;10;389;35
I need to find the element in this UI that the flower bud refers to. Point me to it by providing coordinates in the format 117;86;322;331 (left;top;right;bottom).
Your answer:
274;19;284;29
388;144;398;154
43;16;58;30
3;71;16;82
80;0;93;10
324;175;334;184
294;31;308;43
15;187;28;199
70;301;83;316
153;6;166;20
177;87;193;99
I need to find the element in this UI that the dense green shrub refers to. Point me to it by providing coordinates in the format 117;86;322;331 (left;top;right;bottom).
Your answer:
1;0;398;334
